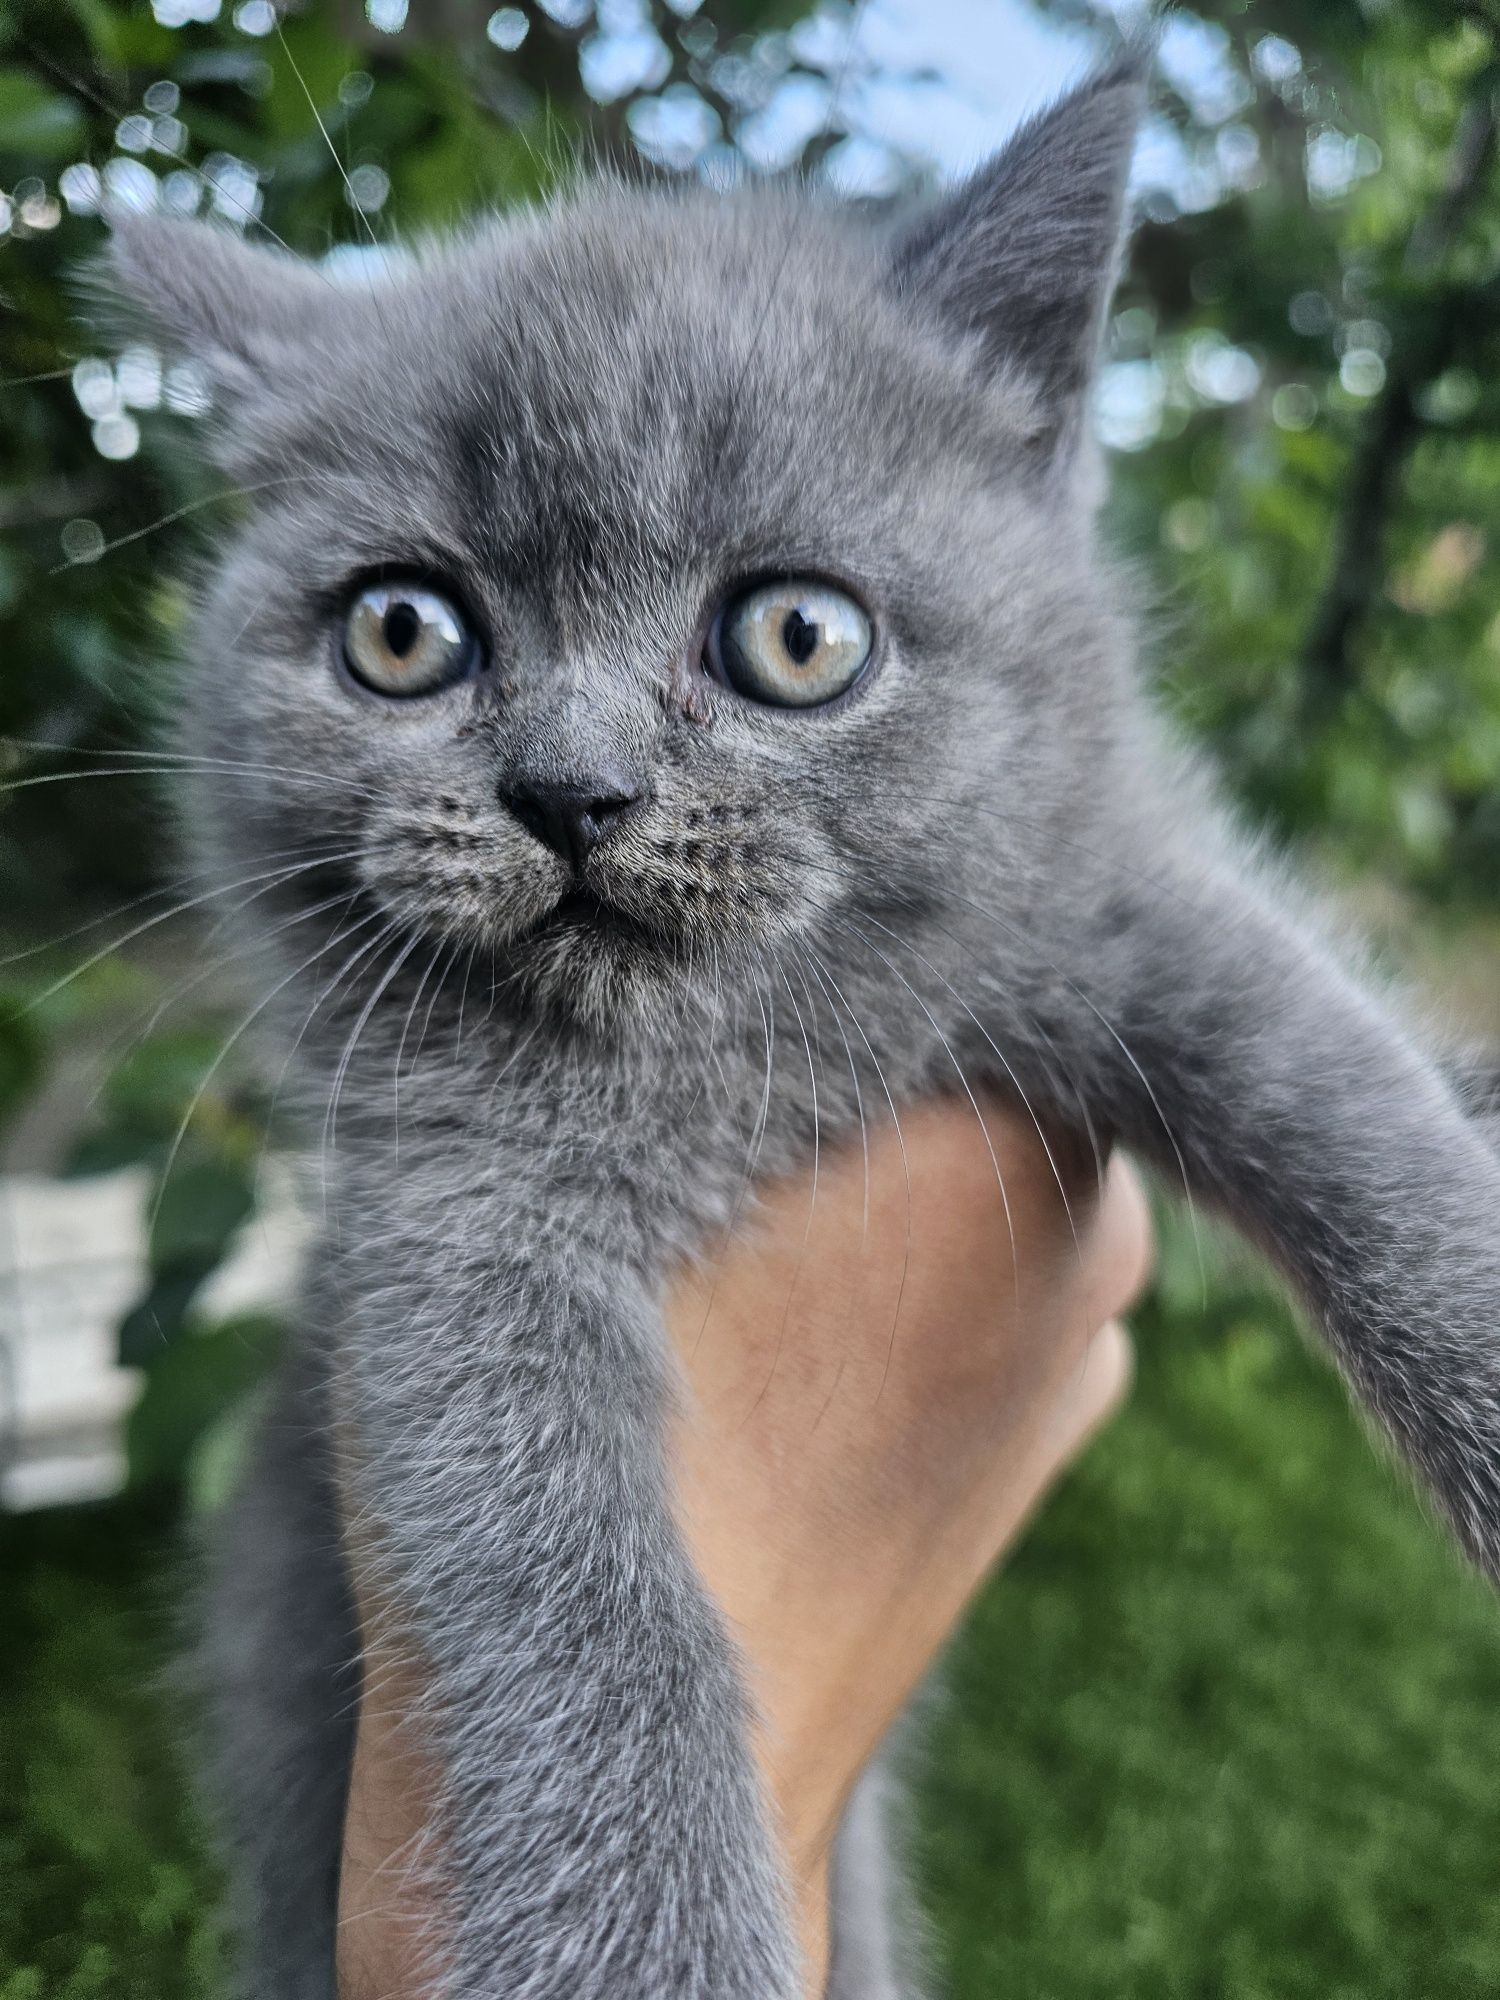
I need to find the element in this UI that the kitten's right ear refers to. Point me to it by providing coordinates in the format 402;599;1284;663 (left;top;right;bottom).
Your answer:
887;50;1147;468
99;212;331;405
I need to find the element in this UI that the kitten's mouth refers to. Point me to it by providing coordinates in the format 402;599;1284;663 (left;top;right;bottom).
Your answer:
535;885;655;945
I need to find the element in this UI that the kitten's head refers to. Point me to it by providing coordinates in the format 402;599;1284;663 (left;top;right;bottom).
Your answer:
107;57;1142;1033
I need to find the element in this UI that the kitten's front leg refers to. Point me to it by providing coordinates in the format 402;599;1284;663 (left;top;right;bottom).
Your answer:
1068;854;1500;1578
335;1241;798;1999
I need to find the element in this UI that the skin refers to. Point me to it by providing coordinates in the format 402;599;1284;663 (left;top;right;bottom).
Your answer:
338;1099;1151;1999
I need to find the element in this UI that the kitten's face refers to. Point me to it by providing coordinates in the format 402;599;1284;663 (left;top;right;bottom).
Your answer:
180;196;1114;1026
127;70;1140;1031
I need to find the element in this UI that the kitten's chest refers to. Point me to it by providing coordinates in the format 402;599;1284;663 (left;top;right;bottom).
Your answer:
454;990;972;1266
325;947;1016;1278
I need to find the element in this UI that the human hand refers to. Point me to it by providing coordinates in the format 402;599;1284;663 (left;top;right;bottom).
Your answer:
664;1097;1150;1990
338;1098;1151;1998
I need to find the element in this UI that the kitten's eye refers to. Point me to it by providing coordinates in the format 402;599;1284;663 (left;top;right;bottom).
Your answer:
708;580;873;709
342;583;479;697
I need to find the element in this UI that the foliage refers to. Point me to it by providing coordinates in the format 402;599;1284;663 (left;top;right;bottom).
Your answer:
1084;0;1500;912
0;1498;225;2000
1;0;1499;1990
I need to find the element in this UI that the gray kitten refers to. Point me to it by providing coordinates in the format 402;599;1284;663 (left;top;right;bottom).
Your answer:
102;55;1500;1999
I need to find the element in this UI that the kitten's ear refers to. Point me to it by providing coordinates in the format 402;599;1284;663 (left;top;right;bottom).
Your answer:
98;212;331;405
888;51;1147;463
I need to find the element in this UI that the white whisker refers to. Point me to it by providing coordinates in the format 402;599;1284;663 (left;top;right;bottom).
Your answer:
799;942;913;1398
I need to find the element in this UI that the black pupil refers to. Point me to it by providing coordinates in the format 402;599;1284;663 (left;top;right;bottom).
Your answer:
383;601;422;658
782;608;820;666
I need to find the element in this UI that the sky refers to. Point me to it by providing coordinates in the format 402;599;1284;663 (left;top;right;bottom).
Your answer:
721;0;1240;203
852;0;1097;173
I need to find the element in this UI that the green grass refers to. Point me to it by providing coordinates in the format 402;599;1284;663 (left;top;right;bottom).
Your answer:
7;1221;1500;1997
918;1219;1500;1998
0;1501;224;2000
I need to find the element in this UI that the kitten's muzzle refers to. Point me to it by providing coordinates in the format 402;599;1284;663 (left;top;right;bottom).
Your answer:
501;775;645;876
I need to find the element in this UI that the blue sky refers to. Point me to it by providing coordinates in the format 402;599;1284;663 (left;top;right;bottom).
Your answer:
735;1;1240;203
852;0;1097;172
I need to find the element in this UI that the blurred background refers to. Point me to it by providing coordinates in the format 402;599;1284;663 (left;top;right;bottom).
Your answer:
2;0;1499;1993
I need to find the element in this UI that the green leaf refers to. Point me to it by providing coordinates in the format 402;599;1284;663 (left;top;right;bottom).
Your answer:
117;1258;217;1368
185;1386;265;1515
124;1311;280;1493
147;1154;254;1271
0;986;43;1134
0;69;85;160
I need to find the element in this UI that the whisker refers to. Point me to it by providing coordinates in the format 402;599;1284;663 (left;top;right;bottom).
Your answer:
452;938;481;1063
795;851;1111;1194
743;964;823;1422
796;943;869;1249
688;975;776;1364
274;17;387;264
47;472;347;573
793;946;873;1434
390;934;451;1158
17;847;364;1012
0;759;333;797
834;912;1021;1311
414;938;460;1077
482;1013;548;1110
321;924;423;1186
145;898;382;1247
248;902;392;1206
0;363;80;390
932;876;1207;1299
701;938;733;1114
798;941;913;1400
0;833;341;971
1;738;388;798
850;906;1085;1268
20;36;330;269
793;844;1192;1278
79;876;367;1123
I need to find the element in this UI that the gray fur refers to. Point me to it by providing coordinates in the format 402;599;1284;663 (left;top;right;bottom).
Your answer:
828;1757;927;1999
102;53;1500;1998
193;1342;354;1999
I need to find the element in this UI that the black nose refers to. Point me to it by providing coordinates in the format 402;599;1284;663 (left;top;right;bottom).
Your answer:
502;778;642;874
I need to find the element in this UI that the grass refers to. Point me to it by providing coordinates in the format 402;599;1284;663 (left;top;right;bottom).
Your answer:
7;1215;1500;1997
0;1501;224;2000
918;1216;1500;1998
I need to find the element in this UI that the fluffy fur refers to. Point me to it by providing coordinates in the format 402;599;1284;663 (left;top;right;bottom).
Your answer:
103;55;1500;1998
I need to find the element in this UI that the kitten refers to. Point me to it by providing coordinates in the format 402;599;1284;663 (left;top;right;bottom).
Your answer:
101;54;1500;1999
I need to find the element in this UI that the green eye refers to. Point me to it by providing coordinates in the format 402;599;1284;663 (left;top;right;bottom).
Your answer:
342;582;478;697
709;580;874;709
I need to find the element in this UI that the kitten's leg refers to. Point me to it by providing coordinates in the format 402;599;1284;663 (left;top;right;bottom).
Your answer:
1058;857;1500;1580
338;1253;798;1999
195;1342;357;2000
827;1757;926;2000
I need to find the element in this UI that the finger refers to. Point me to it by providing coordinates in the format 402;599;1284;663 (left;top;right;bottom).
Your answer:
1085;1157;1155;1328
862;1318;1134;1730
1045;1319;1135;1463
976;1321;1135;1559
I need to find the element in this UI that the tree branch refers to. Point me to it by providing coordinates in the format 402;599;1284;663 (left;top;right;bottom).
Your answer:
1299;62;1500;702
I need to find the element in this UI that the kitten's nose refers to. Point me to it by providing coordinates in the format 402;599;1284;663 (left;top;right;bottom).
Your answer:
502;777;643;874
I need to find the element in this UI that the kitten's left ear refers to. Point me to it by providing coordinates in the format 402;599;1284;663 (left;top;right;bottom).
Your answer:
889;50;1147;464
98;211;334;408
